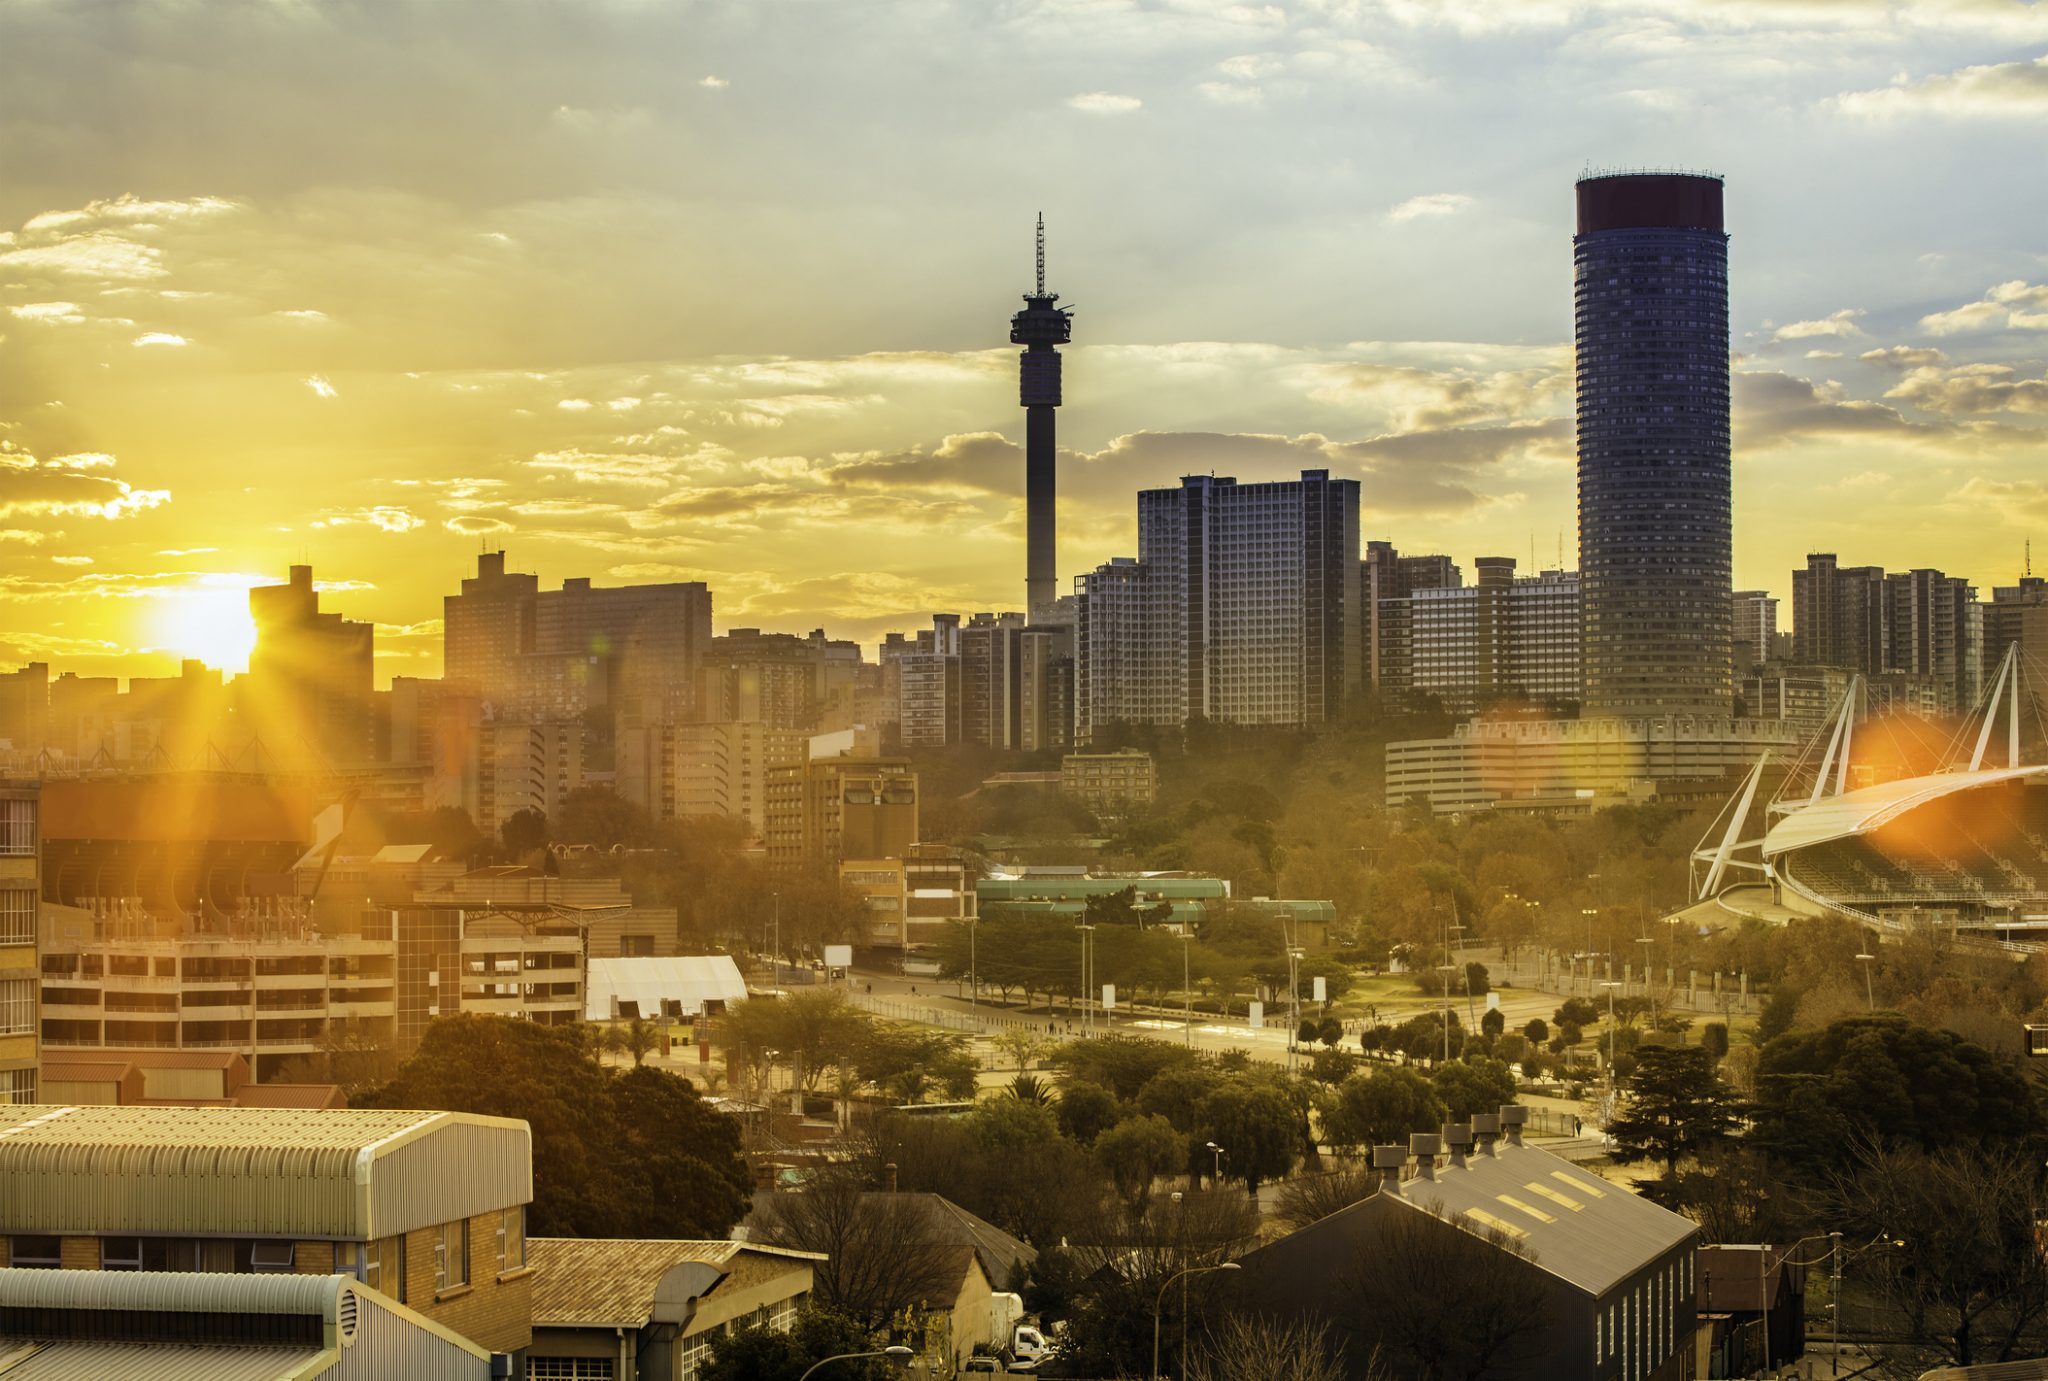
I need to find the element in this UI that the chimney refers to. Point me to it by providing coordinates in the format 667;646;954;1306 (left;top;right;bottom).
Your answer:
1371;1143;1409;1189
1499;1105;1527;1148
1471;1112;1501;1156
1409;1133;1442;1182
1443;1122;1473;1169
884;1162;898;1194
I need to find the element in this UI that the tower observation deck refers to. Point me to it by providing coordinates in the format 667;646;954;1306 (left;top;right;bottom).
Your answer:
1011;213;1074;623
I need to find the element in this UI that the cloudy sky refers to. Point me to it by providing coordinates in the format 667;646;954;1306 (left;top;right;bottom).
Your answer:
2;0;2044;684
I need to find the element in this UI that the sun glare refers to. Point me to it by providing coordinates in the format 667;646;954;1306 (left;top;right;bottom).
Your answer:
152;583;260;674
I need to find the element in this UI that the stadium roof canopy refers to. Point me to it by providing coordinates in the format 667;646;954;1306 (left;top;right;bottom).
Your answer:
1762;766;2048;861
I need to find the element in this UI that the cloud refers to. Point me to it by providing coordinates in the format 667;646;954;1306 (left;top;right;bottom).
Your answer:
1858;345;1950;371
1835;55;2048;118
312;506;425;533
133;331;189;347
527;448;677;487
51;555;93;566
1956;477;2048;521
1733;370;1931;444
1303;360;1568;430
1883;362;2048;416
699;76;728;90
823;432;1017;494
1387;193;1474;222
444;515;514;535
7;301;85;323
1068;92;1141;114
0;531;49;545
1919;281;2048;335
305;375;337;398
1769;309;1864;342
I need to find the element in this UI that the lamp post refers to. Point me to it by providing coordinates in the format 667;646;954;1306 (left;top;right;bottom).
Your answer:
798;1345;914;1378
1152;1262;1239;1381
1285;944;1304;1071
1635;932;1656;1028
1077;923;1095;1035
1599;977;1622;1120
1205;1140;1225;1185
1180;930;1194;1050
967;915;977;1025
1854;951;1875;1010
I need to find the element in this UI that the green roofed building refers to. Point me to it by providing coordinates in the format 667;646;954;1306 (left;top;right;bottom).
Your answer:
974;876;1335;936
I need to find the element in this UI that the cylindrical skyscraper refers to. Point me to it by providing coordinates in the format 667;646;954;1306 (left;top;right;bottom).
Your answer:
1011;214;1073;624
1574;172;1732;717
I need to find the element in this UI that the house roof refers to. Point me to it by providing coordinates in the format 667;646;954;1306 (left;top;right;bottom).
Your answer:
740;1191;1034;1288
528;1238;821;1330
0;1105;530;1240
1384;1141;1698;1297
0;1341;329;1381
585;955;749;1021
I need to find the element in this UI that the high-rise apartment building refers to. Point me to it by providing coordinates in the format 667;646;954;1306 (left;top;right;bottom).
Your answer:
1076;469;1362;737
695;627;861;731
763;757;918;871
1984;575;2047;688
1575;173;1733;716
245;565;376;766
1364;544;1461;705
617;718;809;836
1789;553;1983;713
1409;559;1582;715
0;665;48;758
1732;590;1778;674
0;783;37;1104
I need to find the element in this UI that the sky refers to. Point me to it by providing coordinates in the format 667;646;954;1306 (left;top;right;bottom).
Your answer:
1;0;2044;686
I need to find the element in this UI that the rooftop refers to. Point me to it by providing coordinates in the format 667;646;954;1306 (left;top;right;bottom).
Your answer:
1763;766;2048;859
528;1238;822;1331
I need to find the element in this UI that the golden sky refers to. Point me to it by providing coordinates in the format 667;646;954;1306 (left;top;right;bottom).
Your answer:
2;0;2044;685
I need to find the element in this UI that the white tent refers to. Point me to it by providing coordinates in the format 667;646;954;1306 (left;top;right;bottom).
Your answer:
585;955;749;1022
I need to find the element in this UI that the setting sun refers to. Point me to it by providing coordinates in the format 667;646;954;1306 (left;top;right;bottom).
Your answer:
149;582;260;675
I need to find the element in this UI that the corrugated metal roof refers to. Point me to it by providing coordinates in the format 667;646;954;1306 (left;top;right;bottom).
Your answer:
0;1268;348;1318
0;1106;531;1239
0;1340;330;1380
1389;1142;1697;1296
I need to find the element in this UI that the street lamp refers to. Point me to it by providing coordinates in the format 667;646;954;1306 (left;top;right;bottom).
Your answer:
1180;930;1194;1050
1076;923;1096;1036
799;1346;914;1378
1599;978;1623;1116
1635;932;1656;1027
1152;1262;1240;1381
1854;952;1875;1010
1205;1140;1225;1184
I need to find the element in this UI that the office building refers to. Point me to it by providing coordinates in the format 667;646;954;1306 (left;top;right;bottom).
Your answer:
444;551;711;722
0;1104;534;1366
1060;749;1158;817
1409;559;1581;715
245;565;377;766
1076;470;1362;737
1984;574;2047;681
0;784;36;1105
1732;590;1777;674
1792;554;1886;672
473;718;593;836
1575;173;1733;717
0;665;47;757
764;757;918;872
617;718;809;836
696;627;862;732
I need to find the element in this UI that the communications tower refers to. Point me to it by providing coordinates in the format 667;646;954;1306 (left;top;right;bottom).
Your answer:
1011;214;1074;623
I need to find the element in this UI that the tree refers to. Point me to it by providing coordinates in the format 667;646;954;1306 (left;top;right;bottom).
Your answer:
1056;1080;1124;1146
1198;1080;1299;1195
1095;1114;1186;1212
1274;1162;1382;1230
1053;1036;1198;1100
359;1015;748;1238
1554;997;1598;1027
1605;1045;1743;1175
702;1309;900;1381
1322;1068;1445;1155
1430;1057;1517;1122
1343;1213;1550;1381
1700;1021;1729;1061
1136;1065;1220;1134
1187;1314;1358;1381
1306;1048;1360;1088
553;784;651;849
500;807;548;854
1318;1017;1344;1048
1813;1138;2048;1367
1521;1018;1549;1045
1463;961;1490;998
624;1016;659;1066
751;1172;967;1329
1479;1007;1504;1041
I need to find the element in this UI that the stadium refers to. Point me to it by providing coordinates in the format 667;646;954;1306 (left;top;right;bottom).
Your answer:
1693;646;2048;952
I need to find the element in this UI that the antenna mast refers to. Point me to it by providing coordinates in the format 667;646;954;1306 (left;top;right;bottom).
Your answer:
1035;212;1045;295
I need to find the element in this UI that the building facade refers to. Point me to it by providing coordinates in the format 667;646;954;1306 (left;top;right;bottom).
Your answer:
0;785;36;1105
1076;470;1362;737
1732;590;1777;675
1365;544;1463;706
764;757;918;872
1575;173;1733;718
1409;559;1581;715
246;565;377;766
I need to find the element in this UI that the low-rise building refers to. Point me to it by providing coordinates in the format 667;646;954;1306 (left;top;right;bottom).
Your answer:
0;783;38;1105
1236;1111;1699;1381
1060;750;1157;817
0;1104;535;1366
527;1237;820;1381
37;1048;342;1108
764;758;918;872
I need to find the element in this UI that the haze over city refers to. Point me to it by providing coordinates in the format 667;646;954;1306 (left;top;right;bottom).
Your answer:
2;0;2045;685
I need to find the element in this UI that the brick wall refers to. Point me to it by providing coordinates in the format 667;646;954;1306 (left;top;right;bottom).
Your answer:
399;1211;533;1357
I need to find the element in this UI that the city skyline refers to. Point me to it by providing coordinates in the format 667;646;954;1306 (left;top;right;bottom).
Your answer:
3;1;2045;686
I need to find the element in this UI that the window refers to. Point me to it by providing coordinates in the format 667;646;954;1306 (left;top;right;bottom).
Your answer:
101;1237;143;1270
395;1235;407;1303
251;1240;295;1272
0;1069;35;1105
0;980;32;1036
10;1236;60;1267
496;1207;524;1271
530;1360;615;1380
360;1240;382;1292
0;890;32;946
0;800;33;857
435;1219;469;1291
